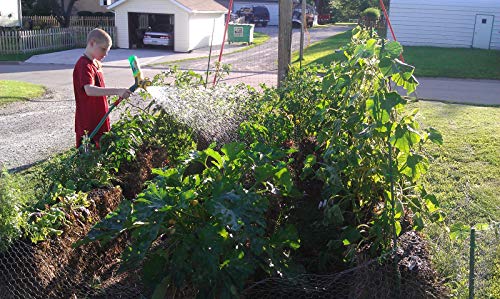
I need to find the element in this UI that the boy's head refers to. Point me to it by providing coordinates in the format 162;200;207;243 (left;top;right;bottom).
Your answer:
86;28;112;61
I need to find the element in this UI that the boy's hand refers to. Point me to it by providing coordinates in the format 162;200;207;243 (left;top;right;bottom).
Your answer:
118;89;132;99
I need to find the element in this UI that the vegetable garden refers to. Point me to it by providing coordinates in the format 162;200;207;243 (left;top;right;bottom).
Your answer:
1;27;452;298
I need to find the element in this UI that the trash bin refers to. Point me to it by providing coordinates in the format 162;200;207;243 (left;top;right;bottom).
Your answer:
228;23;254;44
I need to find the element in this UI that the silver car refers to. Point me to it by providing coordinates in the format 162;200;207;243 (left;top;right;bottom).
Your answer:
143;24;174;47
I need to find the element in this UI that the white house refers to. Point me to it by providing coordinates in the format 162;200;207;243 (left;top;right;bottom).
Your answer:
107;0;227;52
0;0;22;27
388;0;500;50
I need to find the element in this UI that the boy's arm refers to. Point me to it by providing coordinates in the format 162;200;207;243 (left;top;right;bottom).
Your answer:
84;85;132;99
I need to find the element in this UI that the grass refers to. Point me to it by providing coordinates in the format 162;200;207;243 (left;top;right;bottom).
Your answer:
0;53;32;61
292;30;352;66
0;46;75;62
150;32;270;66
404;47;500;80
294;29;500;80
0;80;45;106
412;101;500;297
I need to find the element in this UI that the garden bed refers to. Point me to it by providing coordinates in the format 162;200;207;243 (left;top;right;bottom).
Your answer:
0;27;456;298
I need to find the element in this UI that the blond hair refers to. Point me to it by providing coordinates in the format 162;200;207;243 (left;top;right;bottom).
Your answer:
87;28;112;46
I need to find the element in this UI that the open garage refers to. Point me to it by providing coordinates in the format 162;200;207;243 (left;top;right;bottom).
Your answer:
108;0;227;53
128;13;174;49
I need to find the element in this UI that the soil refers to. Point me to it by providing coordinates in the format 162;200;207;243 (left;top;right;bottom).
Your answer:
115;145;169;199
0;187;148;298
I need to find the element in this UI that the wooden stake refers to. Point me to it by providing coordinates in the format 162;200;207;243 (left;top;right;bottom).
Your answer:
278;0;293;87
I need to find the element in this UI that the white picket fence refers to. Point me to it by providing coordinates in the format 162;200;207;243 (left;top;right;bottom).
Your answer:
0;26;116;55
22;16;115;28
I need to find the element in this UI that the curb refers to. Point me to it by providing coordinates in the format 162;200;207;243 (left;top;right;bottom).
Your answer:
0;61;23;65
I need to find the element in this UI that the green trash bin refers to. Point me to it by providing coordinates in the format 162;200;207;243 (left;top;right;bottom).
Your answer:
228;23;255;44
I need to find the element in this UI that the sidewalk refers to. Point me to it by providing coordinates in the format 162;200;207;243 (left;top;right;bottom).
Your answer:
411;77;500;106
23;43;247;67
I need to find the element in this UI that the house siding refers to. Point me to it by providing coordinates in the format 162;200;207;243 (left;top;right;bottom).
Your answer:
74;0;111;14
389;0;500;49
112;0;190;52
0;0;22;27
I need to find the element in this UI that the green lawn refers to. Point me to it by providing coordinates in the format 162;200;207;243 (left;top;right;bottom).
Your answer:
292;30;352;66
404;46;500;80
0;46;75;62
294;29;500;80
413;101;500;297
0;80;45;106
0;53;32;62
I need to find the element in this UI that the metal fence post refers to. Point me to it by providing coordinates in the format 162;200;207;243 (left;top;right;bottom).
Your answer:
469;228;476;299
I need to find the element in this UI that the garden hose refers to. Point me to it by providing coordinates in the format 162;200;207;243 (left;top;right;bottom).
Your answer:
85;56;151;147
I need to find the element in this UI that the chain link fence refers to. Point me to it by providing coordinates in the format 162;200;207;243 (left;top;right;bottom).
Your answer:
151;25;352;88
0;188;147;299
243;231;448;299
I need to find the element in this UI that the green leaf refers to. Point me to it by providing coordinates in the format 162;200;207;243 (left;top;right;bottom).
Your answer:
205;148;223;168
474;223;489;231
221;142;245;160
390;124;422;154
394;221;402;236
390;59;419;94
382;41;403;59
342;227;362;246
426;127;443;145
397;152;429;181
274;167;294;194
449;223;471;240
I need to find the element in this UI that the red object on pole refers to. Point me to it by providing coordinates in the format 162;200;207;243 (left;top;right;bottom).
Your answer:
213;0;234;86
379;0;404;62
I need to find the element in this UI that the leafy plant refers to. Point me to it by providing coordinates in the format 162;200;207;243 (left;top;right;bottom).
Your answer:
78;142;300;298
0;170;28;250
23;183;90;243
242;27;445;262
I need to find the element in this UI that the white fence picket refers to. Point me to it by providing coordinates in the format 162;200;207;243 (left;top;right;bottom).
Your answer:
0;26;117;55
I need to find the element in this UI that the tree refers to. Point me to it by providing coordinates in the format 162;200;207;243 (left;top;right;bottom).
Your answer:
329;0;388;22
24;0;80;27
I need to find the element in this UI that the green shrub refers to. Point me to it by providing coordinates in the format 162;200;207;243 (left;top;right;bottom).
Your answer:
361;7;381;20
0;170;29;250
77;11;94;17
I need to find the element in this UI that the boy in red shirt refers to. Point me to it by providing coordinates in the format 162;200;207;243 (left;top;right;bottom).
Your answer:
73;28;131;149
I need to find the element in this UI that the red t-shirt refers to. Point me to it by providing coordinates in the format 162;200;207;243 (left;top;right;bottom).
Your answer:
73;55;110;148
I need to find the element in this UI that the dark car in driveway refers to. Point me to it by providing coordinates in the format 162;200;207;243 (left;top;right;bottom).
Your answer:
237;6;270;27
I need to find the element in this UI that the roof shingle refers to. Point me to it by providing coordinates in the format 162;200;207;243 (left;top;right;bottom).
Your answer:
176;0;227;12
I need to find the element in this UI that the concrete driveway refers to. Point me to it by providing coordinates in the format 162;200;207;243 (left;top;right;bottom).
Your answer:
23;28;265;67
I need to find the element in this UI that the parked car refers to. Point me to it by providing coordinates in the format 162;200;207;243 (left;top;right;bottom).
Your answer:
236;6;270;27
292;4;315;28
143;24;174;47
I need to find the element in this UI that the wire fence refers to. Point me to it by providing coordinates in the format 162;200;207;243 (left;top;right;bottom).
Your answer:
155;25;353;88
0;188;146;299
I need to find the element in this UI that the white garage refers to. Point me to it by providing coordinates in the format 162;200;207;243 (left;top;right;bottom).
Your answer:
388;0;500;49
108;0;227;52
